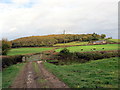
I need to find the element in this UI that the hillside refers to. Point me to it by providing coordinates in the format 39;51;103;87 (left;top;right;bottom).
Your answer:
11;33;105;47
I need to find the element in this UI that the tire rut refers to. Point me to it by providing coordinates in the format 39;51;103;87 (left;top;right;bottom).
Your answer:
10;62;40;88
10;55;69;88
37;61;69;88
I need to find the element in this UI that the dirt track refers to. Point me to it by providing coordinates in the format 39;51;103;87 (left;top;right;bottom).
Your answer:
10;61;69;88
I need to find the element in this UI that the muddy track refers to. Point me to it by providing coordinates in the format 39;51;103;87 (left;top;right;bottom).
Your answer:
10;61;69;88
10;62;40;88
37;61;68;88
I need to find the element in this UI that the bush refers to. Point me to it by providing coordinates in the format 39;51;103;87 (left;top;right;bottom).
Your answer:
2;39;11;55
2;55;24;68
73;52;104;61
58;48;72;59
57;50;119;64
60;48;70;54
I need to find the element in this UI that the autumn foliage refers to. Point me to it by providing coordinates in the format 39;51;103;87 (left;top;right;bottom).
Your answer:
1;39;11;55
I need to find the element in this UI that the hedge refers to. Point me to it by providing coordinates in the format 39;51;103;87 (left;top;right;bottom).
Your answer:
1;55;24;68
73;51;119;61
57;49;120;64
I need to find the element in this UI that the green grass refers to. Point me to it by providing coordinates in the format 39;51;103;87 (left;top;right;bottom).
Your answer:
44;57;119;88
2;63;25;88
54;41;88;46
32;62;48;88
32;62;40;74
107;39;120;43
0;71;2;89
55;44;119;52
7;47;53;56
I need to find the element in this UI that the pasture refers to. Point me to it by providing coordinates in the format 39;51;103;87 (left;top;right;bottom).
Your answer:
54;41;88;46
107;39;120;43
7;47;53;56
55;44;119;52
44;57;119;88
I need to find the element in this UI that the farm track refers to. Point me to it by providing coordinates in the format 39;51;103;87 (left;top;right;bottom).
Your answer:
10;61;69;88
37;61;68;88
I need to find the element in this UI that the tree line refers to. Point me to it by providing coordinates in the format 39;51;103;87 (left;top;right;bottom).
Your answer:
11;33;106;47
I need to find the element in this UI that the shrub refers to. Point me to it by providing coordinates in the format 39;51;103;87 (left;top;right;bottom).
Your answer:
58;48;72;59
2;55;24;68
1;39;11;55
57;50;119;64
60;48;70;54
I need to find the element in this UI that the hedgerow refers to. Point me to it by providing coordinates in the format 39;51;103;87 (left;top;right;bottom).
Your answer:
2;55;24;68
57;48;119;64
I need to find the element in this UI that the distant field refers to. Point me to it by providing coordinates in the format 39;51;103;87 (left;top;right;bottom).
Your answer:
7;47;53;56
2;63;25;88
44;57;119;88
107;39;120;43
54;41;88;46
55;44;119;52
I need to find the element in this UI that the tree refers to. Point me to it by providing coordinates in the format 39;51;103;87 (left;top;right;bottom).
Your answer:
2;38;11;55
107;37;112;39
101;34;106;39
92;33;99;40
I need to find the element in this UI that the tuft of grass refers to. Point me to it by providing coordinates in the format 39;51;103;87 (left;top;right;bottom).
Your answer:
32;62;39;74
2;63;25;88
33;62;46;83
7;47;53;56
55;44;119;52
44;57;119;88
32;62;49;88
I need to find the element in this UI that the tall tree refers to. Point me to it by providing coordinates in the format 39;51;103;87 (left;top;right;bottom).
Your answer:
2;38;11;55
101;34;106;39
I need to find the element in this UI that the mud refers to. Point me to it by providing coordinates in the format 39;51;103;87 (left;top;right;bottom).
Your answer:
10;61;69;88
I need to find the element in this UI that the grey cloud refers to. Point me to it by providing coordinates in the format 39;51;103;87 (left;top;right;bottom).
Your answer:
0;0;118;40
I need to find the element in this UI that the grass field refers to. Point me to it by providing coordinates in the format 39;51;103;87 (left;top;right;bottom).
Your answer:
107;39;120;43
7;47;53;56
54;41;88;46
55;44;119;52
2;63;25;88
44;57;119;88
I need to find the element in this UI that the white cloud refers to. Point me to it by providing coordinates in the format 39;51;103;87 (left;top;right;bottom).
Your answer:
11;0;30;5
9;27;17;32
0;0;119;40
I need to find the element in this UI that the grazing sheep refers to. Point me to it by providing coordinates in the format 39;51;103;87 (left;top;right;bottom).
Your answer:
81;49;83;51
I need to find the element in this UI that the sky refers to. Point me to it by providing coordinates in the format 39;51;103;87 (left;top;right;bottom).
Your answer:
0;0;119;40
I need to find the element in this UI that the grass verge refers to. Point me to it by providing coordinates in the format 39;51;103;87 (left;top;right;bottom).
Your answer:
2;63;25;88
44;57;119;88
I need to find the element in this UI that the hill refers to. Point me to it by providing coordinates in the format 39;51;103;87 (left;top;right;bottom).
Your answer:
11;33;105;47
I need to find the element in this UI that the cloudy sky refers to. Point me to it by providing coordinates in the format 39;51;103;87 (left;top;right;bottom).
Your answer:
0;0;118;40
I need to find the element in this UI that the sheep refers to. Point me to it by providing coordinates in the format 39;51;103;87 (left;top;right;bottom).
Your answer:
81;49;83;51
